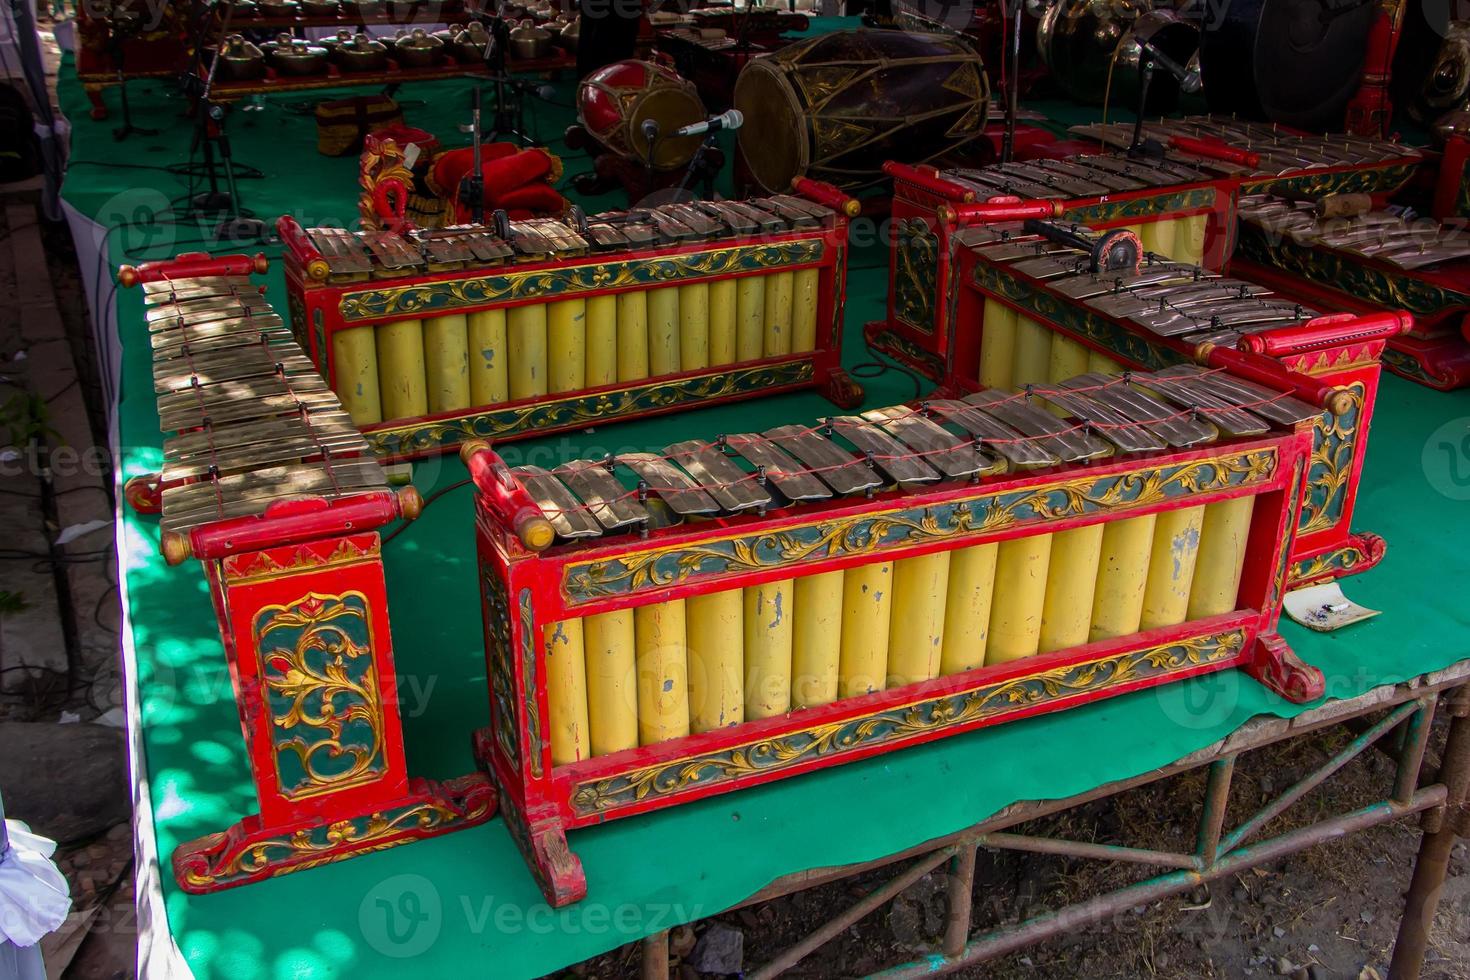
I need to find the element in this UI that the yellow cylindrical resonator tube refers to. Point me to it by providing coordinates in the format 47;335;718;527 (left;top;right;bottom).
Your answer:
617;291;650;382
584;609;637;757
584;295;618;388
376;319;427;420
1038;524;1104;653
332;326;382;426
546;298;587;394
1089;515;1157;641
708;280;738;366
423;313;470;414
792;268;820;352
887;553;950;687
1011;315;1052;387
764;270;795;357
941;542;998;675
544;619;589;766
634;600;689;745
986;533;1052;664
979;299;1017;389
647;287;681;377
679;282;710;371
735;275;766;362
507;304;548;400
467;309;509;406
686;590;744;734
792;570;843;709
839;562;892;698
1140;506;1206;630
1187;497;1256;619
744;580;793;720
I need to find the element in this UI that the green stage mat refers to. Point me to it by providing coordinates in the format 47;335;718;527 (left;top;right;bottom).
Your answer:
59;47;1470;980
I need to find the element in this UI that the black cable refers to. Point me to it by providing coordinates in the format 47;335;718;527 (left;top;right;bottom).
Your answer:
382;478;471;545
849;352;925;402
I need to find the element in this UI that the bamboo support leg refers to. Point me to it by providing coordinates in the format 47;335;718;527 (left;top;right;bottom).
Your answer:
744;580;794;720
838;563;892;698
547;298;587;394
979;299;1017;389
545;618;589;766
635;600;689;745
987;533;1053;664
1090;515;1157;641
941;543;998;675
686;590;744;734
887;553;950;687
1140;506;1206;630
423;313;471;414
331;326;382;426
708;280;738;366
1187;497;1256;619
585;609;638;757
792;570;843;710
376;318;428;420
508;304;549;400
467;309;509;405
585;295;618;388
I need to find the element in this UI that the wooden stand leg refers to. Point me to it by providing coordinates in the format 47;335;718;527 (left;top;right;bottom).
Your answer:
944;844;978;958
1244;633;1325;704
85;85;108;120
474;728;589;908
1389;688;1470;978
641;929;670;980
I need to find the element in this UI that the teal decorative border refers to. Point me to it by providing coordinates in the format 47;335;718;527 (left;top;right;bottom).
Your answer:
972;262;1189;371
1235;223;1470;317
481;564;519;770
366;360;816;458
337;239;827;322
1060;187;1217;226
1237;163;1418;199
563;450;1277;603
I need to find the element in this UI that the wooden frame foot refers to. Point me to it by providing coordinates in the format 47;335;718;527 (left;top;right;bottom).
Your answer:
171;774;496;893
1244;632;1325;704
819;366;865;409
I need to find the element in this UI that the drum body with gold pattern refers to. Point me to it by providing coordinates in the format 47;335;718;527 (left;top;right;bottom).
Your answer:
576;59;708;171
734;29;989;193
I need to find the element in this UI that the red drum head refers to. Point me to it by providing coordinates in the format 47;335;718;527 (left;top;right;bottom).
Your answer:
577;59;708;171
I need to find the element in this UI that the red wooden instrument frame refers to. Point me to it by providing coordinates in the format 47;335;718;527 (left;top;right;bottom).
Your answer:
469;420;1320;907
867;166;1408;590
122;253;495;894
278;183;862;463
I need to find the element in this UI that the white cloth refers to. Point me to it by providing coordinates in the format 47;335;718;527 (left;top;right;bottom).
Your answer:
0;821;72;947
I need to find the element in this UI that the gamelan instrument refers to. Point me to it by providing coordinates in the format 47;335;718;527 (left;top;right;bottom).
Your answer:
869;165;1411;591
576;59;708;171
733;29;990;193
1233;194;1470;390
1197;0;1377;131
1071;115;1423;198
278;182;863;461
115;251;496;894
469;361;1329;906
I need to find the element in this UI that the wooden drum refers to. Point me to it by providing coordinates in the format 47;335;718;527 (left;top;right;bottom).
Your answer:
733;29;990;193
576;59;708;171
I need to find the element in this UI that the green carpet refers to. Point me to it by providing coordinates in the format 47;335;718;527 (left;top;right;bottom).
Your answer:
58;38;1470;980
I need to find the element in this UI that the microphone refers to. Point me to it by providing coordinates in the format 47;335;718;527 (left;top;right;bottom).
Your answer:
671;109;744;139
641;118;660;142
1138;38;1202;95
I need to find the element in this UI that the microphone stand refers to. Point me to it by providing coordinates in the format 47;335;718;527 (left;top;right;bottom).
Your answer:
1126;38;1194;160
460;85;486;224
107;11;157;141
482;17;540;146
1000;0;1022;163
674;127;722;200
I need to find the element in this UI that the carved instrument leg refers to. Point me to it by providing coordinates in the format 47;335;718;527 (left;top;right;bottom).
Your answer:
1244;632;1325;704
171;774;497;893
819;367;865;410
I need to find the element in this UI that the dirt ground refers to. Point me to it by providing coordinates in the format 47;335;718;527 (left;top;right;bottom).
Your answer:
575;715;1470;980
